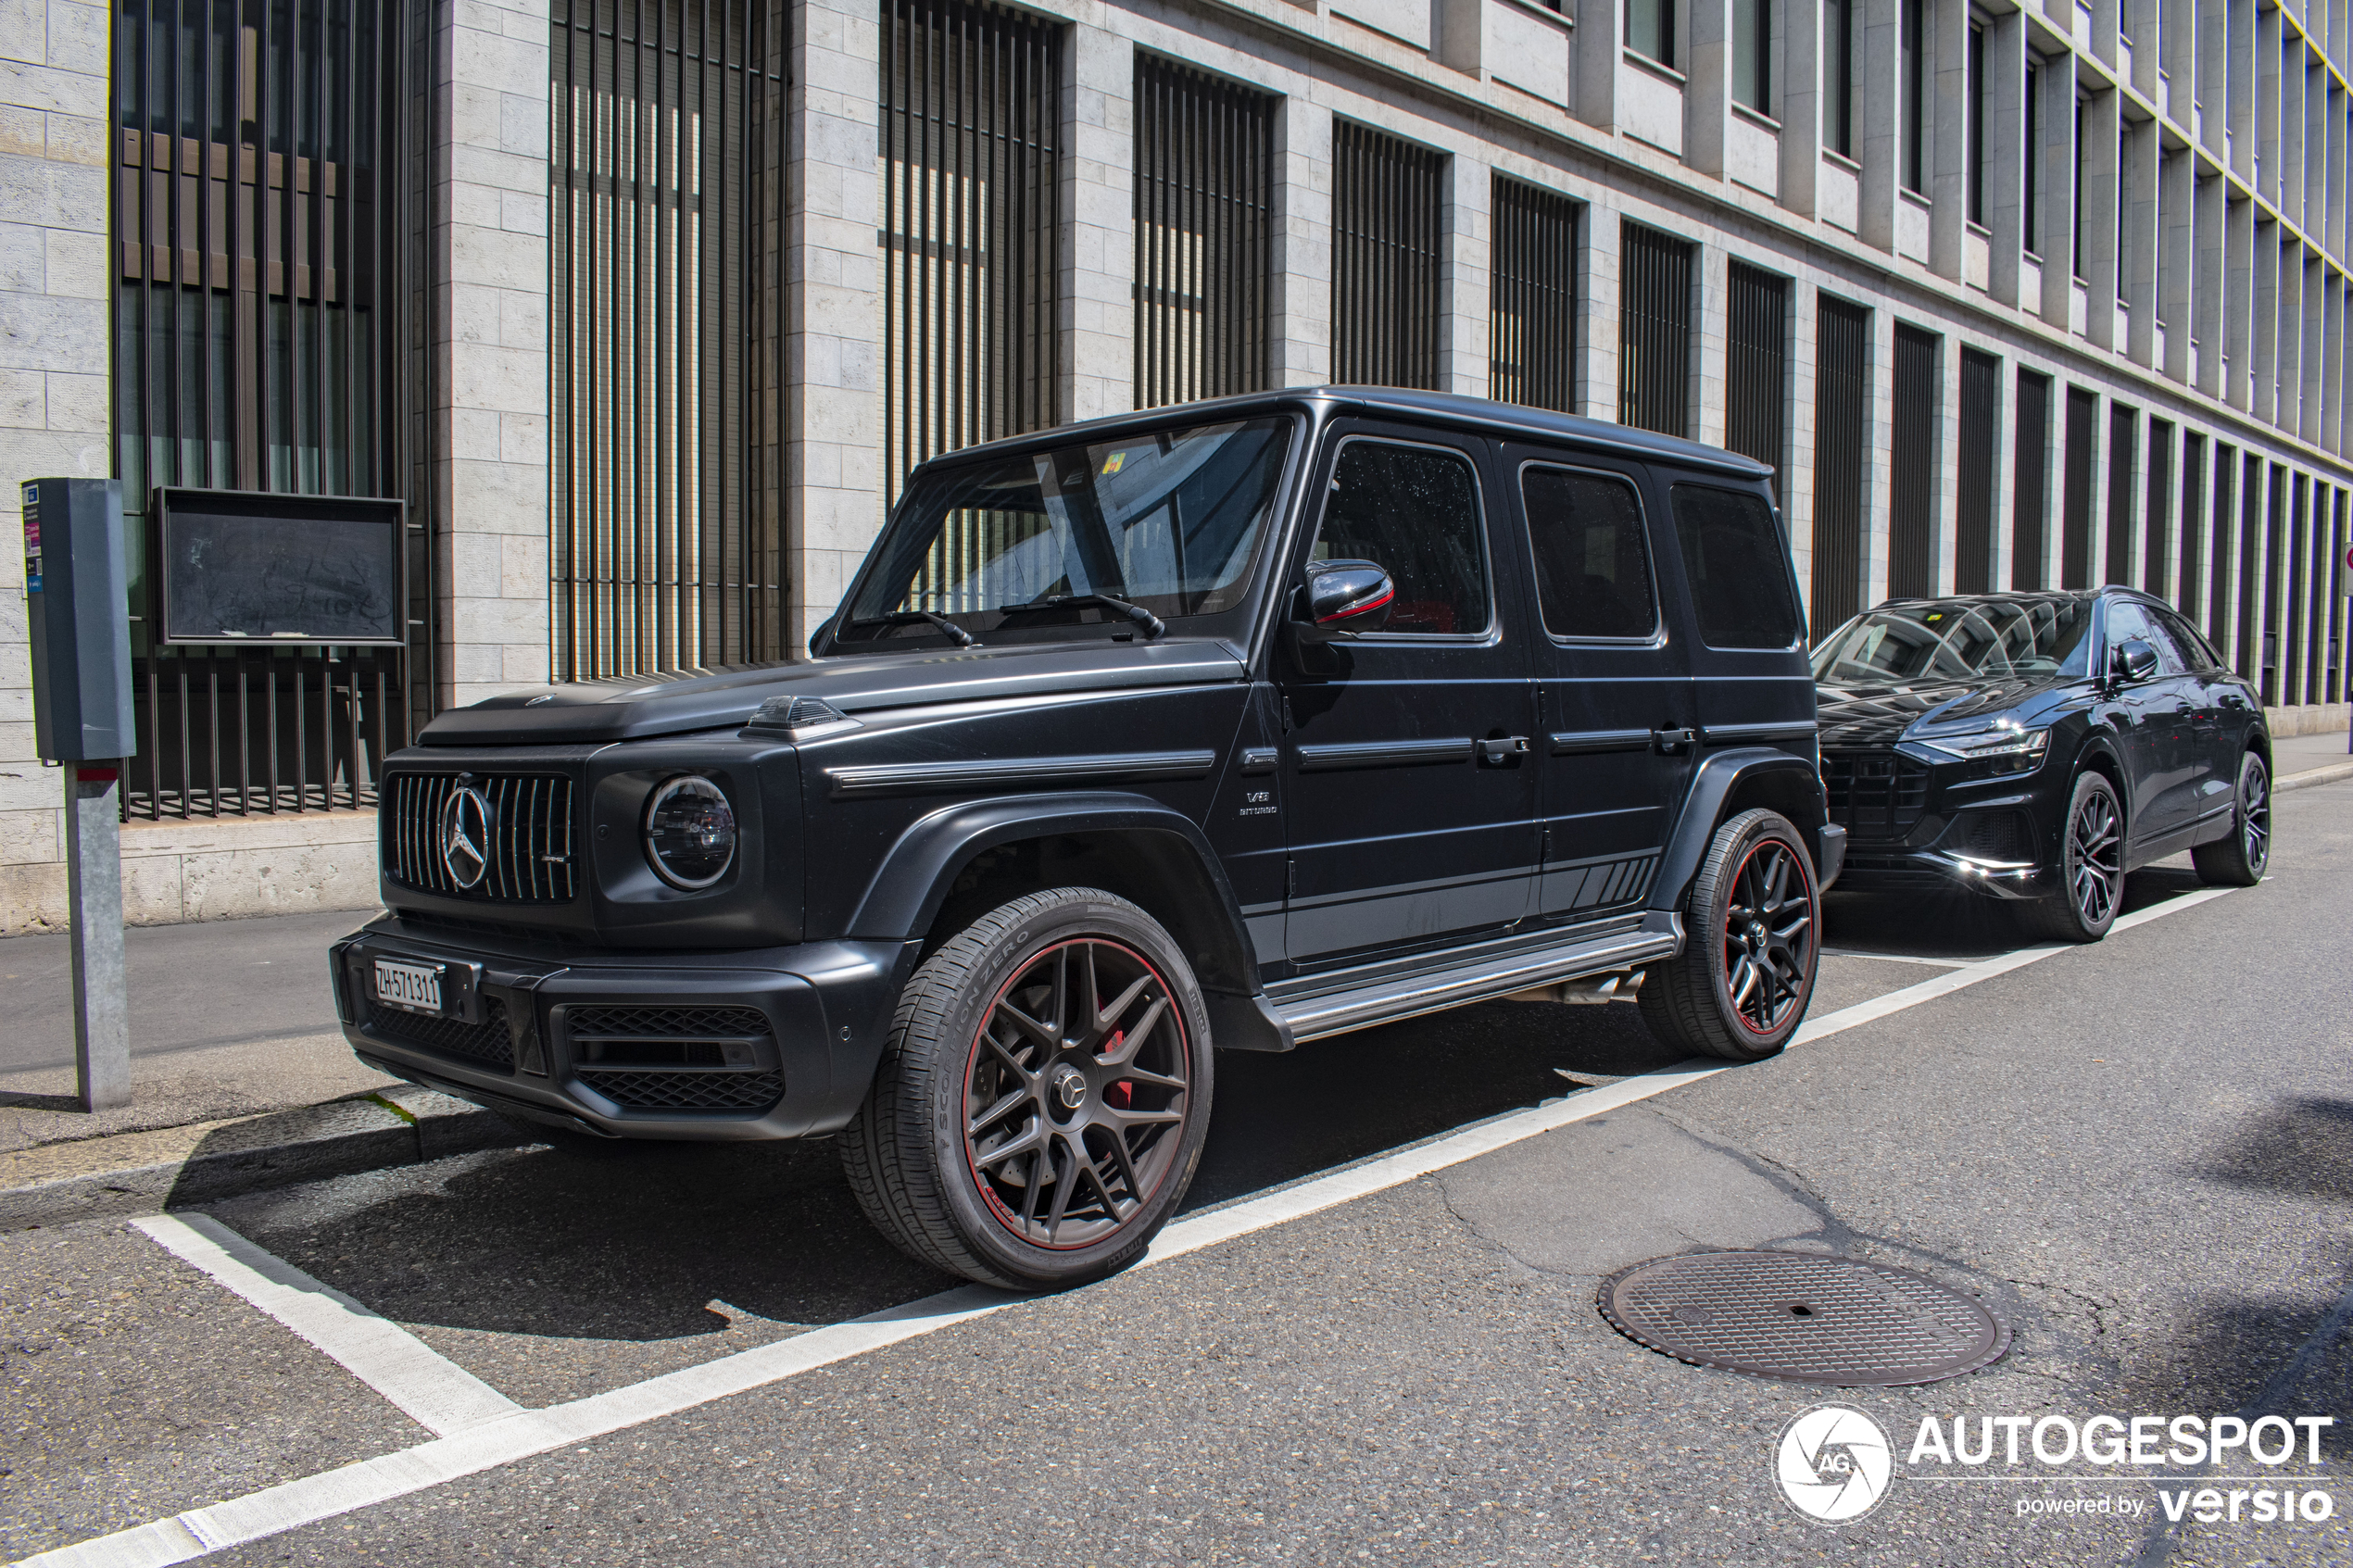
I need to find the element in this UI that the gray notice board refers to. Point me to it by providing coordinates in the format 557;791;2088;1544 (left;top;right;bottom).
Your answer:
152;488;407;646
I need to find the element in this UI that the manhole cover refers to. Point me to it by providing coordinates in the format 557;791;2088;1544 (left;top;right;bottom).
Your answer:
1598;1250;2008;1386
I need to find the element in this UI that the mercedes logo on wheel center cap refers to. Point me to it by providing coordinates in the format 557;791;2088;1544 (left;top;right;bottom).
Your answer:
440;785;494;890
1050;1063;1088;1111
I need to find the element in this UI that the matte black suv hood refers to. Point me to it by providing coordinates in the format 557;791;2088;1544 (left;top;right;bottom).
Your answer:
419;638;1249;746
1815;676;2045;747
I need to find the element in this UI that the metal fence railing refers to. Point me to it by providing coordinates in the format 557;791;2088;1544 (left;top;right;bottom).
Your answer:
1724;261;1787;503
1887;323;1939;598
1132;56;1273;410
1955;347;1999;594
1810;294;1869;640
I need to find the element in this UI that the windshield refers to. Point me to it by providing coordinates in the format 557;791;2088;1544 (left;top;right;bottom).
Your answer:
838;417;1294;645
1811;597;2097;684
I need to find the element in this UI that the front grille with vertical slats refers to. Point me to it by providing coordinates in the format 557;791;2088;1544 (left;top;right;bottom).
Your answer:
1820;750;1931;842
384;773;577;902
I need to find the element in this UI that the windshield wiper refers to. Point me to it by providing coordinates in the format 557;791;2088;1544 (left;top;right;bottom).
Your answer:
996;592;1166;639
845;609;976;648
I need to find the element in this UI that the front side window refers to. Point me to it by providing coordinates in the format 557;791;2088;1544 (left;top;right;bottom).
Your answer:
2104;600;2185;673
842;417;1291;644
1669;485;1801;648
1313;440;1490;635
1523;467;1659;640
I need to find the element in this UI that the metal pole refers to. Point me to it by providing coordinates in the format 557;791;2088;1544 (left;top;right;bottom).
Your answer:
65;760;131;1110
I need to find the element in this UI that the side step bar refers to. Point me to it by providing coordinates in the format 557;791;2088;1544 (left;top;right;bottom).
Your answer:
1271;915;1684;1044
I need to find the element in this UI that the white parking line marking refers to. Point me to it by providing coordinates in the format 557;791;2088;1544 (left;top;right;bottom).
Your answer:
24;884;2238;1568
132;1214;522;1438
1818;948;1969;967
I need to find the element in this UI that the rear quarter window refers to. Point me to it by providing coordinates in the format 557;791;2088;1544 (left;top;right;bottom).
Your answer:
1668;483;1802;649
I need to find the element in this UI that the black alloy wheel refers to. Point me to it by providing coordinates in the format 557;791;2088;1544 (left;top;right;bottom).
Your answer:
839;887;1213;1289
2016;771;2124;943
1638;809;1820;1062
2191;750;2271;886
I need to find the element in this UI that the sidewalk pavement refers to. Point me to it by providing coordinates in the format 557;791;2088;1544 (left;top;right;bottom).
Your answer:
2;738;2347;1225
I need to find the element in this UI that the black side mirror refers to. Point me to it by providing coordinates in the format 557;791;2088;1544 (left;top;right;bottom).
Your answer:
2110;638;2159;684
1293;558;1394;641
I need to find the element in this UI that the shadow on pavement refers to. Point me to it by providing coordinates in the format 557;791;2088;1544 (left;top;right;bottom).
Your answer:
2191;1096;2353;1204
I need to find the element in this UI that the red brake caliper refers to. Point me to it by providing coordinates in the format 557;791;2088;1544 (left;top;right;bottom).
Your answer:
1102;1030;1133;1109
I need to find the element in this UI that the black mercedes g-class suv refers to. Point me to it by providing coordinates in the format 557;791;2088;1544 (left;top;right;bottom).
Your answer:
332;388;1842;1289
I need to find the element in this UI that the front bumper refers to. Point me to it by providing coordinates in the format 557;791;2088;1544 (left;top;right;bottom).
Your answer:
331;916;918;1140
1828;845;2059;899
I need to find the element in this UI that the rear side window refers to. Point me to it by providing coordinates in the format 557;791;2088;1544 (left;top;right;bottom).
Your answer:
1313;439;1491;635
1521;467;1658;640
2156;608;2221;672
1668;484;1802;649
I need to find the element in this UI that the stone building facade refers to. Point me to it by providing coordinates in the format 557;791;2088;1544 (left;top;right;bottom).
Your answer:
1;0;2347;931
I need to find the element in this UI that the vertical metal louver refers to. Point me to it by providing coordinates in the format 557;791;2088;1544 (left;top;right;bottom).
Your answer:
2011;370;2050;590
2328;488;2347;704
2286;475;2309;704
1132;56;1273;409
880;0;1062;507
1810;295;1869;641
1330;122;1443;390
2236;453;2263;679
2208;443;2236;637
1489;177;1578;413
2105;404;2138;586
549;0;789;683
2257;460;2283;701
1618;222;1692;437
1723;262;1787;504
114;0;412;821
2177;433;2204;622
1955;349;1998;595
2143;420;2173;593
2061;387;2098;588
1887;325;1938;599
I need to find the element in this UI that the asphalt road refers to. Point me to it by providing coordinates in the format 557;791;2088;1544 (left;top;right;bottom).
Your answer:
5;783;2349;1568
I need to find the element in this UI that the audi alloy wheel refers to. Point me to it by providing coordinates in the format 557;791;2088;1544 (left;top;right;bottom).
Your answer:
2016;771;2125;943
2192;751;2271;887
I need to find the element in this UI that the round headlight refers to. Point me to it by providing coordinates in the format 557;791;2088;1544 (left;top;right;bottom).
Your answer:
643;775;737;889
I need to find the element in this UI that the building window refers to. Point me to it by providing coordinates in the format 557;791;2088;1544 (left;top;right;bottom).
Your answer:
2106;404;2138;585
1490;177;1579;413
2207;442;2235;636
1734;0;1771;114
1724;263;1788;505
2012;370;2051;590
1889;326;1940;597
1618;222;1694;437
2062;387;2098;587
879;0;1062;508
1133;56;1275;410
2023;60;2040;253
1828;0;1856;157
1812;295;1870;640
2177;433;2205;623
552;0;790;682
1901;0;1924;194
1629;0;1675;68
2072;99;2086;280
113;0;409;820
1331;123;1444;389
2237;453;2262;680
1967;24;1986;226
2144;419;2173;591
1956;349;1999;593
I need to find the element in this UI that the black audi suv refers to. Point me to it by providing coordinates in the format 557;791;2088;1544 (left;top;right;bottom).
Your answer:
1812;588;2271;942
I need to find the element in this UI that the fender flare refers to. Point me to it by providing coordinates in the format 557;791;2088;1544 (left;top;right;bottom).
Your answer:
842;791;1292;1052
1646;747;1830;916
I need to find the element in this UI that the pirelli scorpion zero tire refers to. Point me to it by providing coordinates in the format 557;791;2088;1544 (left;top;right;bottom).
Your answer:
1637;809;1821;1063
839;888;1214;1290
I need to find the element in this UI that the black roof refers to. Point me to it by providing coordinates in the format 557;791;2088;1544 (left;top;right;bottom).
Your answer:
907;386;1776;483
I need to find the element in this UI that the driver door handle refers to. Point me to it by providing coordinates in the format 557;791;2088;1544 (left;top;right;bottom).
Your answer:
1477;735;1531;766
1652;726;1696;754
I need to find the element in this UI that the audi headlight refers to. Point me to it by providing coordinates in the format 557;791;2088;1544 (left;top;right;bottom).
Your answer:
1918;723;2049;765
643;775;737;889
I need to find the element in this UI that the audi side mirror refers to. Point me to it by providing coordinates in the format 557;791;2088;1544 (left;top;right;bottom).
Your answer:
1293;558;1394;641
2110;638;2159;684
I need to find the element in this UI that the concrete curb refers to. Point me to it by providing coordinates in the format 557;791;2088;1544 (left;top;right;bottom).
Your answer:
2278;760;2353;793
0;1087;529;1232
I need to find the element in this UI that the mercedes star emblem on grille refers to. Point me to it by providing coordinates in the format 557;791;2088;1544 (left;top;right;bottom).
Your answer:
440;785;494;889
